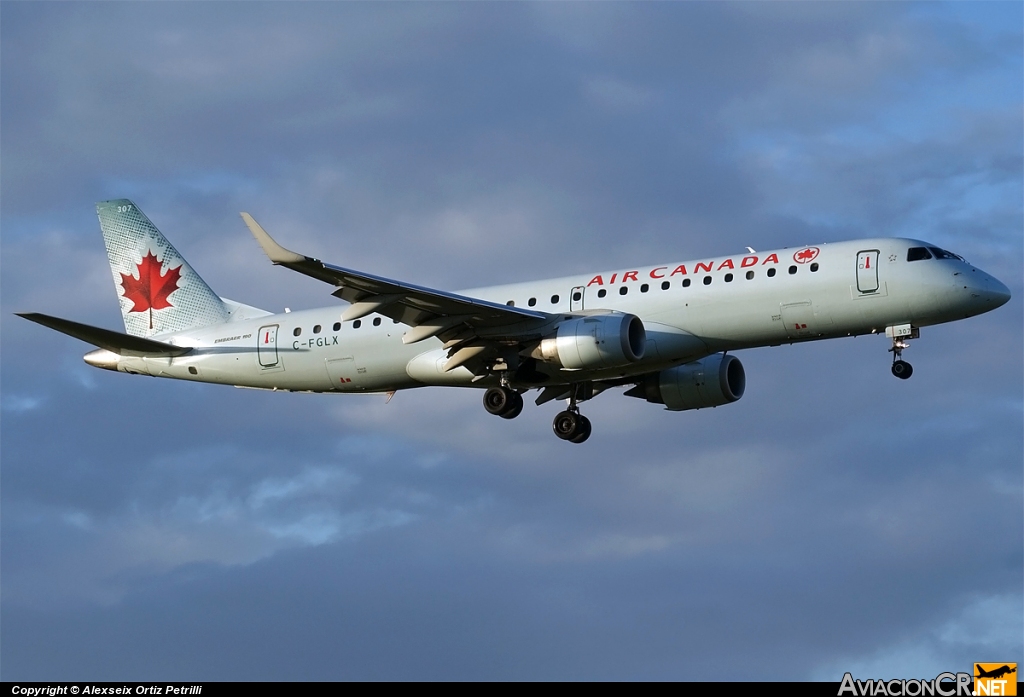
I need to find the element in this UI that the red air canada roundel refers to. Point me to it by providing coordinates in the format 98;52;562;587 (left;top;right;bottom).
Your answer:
793;247;819;264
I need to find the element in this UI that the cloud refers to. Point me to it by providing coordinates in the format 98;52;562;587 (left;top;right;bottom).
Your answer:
811;593;1024;680
1;394;45;413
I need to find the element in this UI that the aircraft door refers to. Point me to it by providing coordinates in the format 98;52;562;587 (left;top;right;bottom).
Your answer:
570;286;585;312
325;356;355;389
257;324;279;368
856;250;879;293
781;302;815;339
326;355;370;390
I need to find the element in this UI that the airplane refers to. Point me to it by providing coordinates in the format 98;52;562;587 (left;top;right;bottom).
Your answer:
974;663;1015;679
18;199;1012;444
975;665;1017;680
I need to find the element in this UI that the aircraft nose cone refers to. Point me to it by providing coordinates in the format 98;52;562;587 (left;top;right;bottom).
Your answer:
992;279;1011;307
969;271;1011;309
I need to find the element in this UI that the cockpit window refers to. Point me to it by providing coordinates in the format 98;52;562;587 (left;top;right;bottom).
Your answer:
929;247;963;261
907;247;932;261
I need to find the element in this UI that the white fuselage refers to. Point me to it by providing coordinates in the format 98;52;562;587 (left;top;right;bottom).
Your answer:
93;238;1010;393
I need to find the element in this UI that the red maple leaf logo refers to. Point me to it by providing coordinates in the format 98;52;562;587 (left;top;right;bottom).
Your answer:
119;251;182;329
793;247;819;263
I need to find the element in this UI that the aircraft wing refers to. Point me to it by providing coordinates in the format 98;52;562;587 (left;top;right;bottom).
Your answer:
241;214;555;371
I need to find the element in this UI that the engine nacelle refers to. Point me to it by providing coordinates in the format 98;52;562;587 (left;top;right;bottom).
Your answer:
629;353;745;411
536;313;646;370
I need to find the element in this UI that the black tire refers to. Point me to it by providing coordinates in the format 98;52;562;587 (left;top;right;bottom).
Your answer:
500;392;524;420
483;386;512;415
569;416;592;444
891;360;913;380
552;410;580;440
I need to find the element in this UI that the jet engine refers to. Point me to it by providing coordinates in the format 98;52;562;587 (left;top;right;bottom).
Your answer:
534;313;646;370
626;353;745;411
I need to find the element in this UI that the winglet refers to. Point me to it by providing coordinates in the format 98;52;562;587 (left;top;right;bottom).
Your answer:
240;212;307;264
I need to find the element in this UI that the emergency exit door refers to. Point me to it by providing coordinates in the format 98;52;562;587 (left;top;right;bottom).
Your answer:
856;250;879;293
257;324;279;368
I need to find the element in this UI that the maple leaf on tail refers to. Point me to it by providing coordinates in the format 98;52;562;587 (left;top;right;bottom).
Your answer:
119;251;182;329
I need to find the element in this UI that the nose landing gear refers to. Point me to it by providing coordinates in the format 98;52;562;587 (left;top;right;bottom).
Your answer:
886;324;918;380
891;356;913;379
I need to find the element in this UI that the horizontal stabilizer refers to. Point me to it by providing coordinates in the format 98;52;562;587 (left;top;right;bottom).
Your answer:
16;313;192;357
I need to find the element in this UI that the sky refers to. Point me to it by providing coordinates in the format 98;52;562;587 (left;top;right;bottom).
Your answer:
2;1;1021;681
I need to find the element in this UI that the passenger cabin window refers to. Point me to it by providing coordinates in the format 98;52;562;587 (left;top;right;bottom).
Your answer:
661;281;670;290
597;289;607;298
767;268;777;277
745;271;754;280
810;263;819;272
528;297;537;307
293;327;301;337
373;317;381;326
788;265;797;275
619;286;628;295
907;247;932;261
333;322;341;331
640;284;649;293
506;300;514;306
703;276;712;285
682;278;691;287
551;295;559;304
313;325;321;334
724;273;733;283
353;320;361;329
573;291;582;301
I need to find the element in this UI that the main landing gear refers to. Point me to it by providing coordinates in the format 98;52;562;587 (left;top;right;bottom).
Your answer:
483;381;593;444
552;409;592;444
483;385;524;419
552;384;592;444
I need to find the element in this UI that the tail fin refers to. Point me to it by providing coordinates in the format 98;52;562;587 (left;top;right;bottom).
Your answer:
97;199;230;337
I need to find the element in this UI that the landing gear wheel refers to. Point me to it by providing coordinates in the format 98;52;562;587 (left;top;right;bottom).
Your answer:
553;410;590;442
891;360;913;380
553;410;581;440
569;416;592;444
483;386;514;415
500;392;524;420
